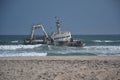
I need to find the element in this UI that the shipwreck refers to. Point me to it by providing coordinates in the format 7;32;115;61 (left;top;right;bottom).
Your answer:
24;17;85;47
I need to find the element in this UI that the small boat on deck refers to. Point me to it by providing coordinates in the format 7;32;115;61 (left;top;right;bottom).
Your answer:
24;17;85;47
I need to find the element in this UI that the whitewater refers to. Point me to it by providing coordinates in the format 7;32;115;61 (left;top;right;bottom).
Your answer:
0;35;120;56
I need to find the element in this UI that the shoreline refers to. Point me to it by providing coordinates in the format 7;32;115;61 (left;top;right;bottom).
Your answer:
0;56;120;80
0;56;120;60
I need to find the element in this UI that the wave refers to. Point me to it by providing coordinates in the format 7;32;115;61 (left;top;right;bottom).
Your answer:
83;46;120;50
92;40;120;43
47;45;120;56
0;52;47;57
0;44;42;50
11;40;19;43
81;46;120;55
0;44;120;56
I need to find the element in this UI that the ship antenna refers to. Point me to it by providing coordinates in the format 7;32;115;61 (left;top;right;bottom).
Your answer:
55;16;61;33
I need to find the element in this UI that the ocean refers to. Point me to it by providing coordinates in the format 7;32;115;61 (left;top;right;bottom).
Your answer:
0;35;120;57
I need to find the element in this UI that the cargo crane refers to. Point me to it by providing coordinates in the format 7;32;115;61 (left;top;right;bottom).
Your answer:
24;24;50;44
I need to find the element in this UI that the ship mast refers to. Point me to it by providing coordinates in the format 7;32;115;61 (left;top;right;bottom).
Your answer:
55;17;61;34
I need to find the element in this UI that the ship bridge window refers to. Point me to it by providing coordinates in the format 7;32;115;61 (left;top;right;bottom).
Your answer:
54;36;70;40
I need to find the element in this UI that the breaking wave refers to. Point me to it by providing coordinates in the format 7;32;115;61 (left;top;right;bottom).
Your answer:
0;44;42;50
0;45;120;56
0;52;47;57
47;45;120;56
0;35;120;56
11;40;19;43
82;46;120;55
93;40;120;43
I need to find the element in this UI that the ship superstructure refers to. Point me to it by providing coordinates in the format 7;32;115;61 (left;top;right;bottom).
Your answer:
51;17;72;45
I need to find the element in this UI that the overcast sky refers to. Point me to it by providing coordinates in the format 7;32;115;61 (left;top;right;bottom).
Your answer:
0;0;120;35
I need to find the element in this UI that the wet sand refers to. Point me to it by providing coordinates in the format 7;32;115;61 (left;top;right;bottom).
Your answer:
0;56;120;80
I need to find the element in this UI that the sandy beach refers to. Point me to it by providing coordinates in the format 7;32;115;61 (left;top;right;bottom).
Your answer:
0;56;120;80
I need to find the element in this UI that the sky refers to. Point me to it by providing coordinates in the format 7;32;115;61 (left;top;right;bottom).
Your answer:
0;0;120;35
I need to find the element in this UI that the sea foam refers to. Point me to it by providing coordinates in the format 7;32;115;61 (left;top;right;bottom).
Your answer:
0;44;42;50
11;40;19;43
0;52;47;57
93;40;120;43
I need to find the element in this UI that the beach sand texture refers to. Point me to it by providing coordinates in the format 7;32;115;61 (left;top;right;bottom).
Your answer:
0;56;120;80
